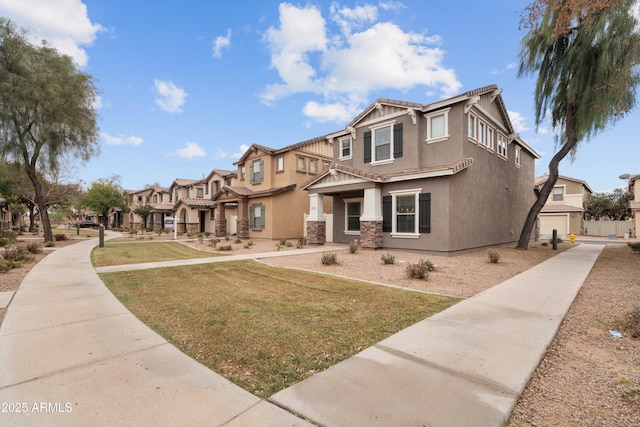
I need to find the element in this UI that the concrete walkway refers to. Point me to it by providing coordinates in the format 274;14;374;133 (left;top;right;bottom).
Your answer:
0;237;603;426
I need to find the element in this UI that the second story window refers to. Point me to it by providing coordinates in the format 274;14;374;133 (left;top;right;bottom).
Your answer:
340;138;352;159
515;146;521;167
553;186;564;201
240;165;245;180
487;127;495;151
251;159;264;184
425;109;449;142
174;189;179;201
197;188;204;198
309;158;318;174
276;155;284;172
364;122;403;164
297;156;306;172
497;133;508;158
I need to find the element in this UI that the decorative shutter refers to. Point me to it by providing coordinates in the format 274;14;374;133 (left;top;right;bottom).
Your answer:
419;193;431;233
364;131;372;163
249;206;255;227
258;159;264;183
260;205;266;228
393;123;403;158
382;195;392;232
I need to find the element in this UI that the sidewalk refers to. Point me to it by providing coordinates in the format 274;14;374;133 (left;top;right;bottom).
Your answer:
0;237;603;426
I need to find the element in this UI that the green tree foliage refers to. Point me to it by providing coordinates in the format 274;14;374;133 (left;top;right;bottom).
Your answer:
133;204;154;231
516;0;640;249
0;18;99;242
584;188;632;220
81;175;127;224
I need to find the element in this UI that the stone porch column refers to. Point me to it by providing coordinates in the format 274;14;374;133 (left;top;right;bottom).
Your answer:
215;202;227;237
237;198;249;239
306;193;325;245
360;187;383;249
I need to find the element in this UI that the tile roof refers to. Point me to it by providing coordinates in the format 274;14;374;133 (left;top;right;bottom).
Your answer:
176;198;216;208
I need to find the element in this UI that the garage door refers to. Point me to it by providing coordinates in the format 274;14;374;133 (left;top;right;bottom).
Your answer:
539;214;568;238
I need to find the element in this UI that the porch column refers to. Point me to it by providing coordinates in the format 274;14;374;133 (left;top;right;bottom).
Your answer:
237;198;249;239
215;203;227;237
307;193;325;245
360;187;383;249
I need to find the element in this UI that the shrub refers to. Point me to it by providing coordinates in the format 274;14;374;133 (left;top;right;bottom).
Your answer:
279;238;288;246
405;260;431;280
204;231;212;237
235;238;242;244
44;241;55;248
224;236;230;241
2;246;32;263
321;252;339;265
0;237;10;247
26;242;42;254
381;253;395;265
349;240;359;254
488;250;500;264
627;242;640;252
0;259;14;273
0;230;17;244
297;236;306;248
541;242;549;247
54;233;69;241
622;307;640;339
286;241;293;247
218;244;233;251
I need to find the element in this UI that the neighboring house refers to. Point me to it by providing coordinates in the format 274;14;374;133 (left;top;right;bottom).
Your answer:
302;84;540;254
123;186;172;231
0;198;9;230
535;175;592;238
212;138;333;240
629;174;640;238
171;169;237;235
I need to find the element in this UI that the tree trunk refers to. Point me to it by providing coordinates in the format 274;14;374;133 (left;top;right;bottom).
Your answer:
28;205;35;232
25;165;53;242
516;103;579;249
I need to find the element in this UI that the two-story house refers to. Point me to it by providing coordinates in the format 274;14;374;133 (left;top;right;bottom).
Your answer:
535;175;592;238
212;138;333;240
302;84;540;254
123;186;172;231
171;169;237;235
629;174;640;238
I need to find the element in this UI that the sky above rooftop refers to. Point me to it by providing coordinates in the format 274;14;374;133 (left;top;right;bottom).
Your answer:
1;0;638;193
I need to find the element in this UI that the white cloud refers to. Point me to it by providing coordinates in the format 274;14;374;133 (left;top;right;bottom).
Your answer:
154;80;187;113
214;144;250;161
0;0;103;67
261;2;461;123
102;132;143;146
213;29;232;58
92;95;103;110
176;142;205;159
508;110;529;133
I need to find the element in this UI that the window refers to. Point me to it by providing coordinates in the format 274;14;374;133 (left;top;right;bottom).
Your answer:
340;138;352;159
478;121;486;146
487;127;495;151
138;196;142;202
213;180;220;193
297;156;306;172
468;114;477;141
153;195;157;203
497;133;508;157
250;204;265;229
240;165;245;180
344;199;362;233
276;156;284;172
196;187;204;198
553;187;564;201
225;177;232;186
309;158;318;174
515;146;521;167
383;190;431;236
174;189;179;201
426;110;448;142
250;160;263;184
322;160;331;170
364;122;403;164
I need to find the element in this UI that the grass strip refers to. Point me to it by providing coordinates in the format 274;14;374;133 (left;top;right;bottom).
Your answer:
101;260;460;398
92;242;221;267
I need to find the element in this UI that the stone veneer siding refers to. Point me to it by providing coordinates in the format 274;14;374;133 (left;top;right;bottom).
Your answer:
360;220;383;249
307;221;326;245
215;219;227;237
237;220;249;239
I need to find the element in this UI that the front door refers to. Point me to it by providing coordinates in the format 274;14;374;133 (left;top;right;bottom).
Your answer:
199;210;206;233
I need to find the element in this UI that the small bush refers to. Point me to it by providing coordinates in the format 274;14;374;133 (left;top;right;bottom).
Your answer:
44;241;55;248
235;238;242;244
349;240;359;254
198;234;204;244
26;242;42;254
224;236;230;241
0;258;14;273
321;252;339;265
405;260;431;280
381;253;395;265
204;231;212;237
218;244;233;251
549;237;563;244
622;307;640;339
0;237;10;247
0;230;17;244
279;238;288;246
297;236;306;248
488;250;500;264
3;246;32;263
541;242;549;247
54;233;69;241
627;242;640;252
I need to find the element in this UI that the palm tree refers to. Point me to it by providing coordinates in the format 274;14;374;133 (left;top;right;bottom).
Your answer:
516;0;640;249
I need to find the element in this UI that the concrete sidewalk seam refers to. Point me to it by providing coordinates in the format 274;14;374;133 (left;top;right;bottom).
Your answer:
0;311;132;337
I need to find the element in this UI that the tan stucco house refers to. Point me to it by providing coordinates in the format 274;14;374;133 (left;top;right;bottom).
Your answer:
302;84;540;254
171;169;237;235
629;174;640;238
535;175;592;238
212;138;333;240
123;186;172;231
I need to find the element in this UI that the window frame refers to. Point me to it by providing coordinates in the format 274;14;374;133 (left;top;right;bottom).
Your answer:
309;158;318;175
249;204;265;229
369;120;395;164
343;197;363;235
552;186;564;201
425;108;449;143
478;120;486;147
296;155;306;172
339;137;352;160
196;187;204;198
276;155;284;172
389;189;421;238
468;113;477;142
250;159;263;184
497;132;508;158
515;146;521;167
487;127;495;151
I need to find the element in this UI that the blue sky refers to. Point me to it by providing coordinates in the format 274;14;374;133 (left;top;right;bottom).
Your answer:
1;0;638;193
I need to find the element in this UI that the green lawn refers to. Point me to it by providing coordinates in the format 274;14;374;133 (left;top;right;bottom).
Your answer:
100;260;460;398
91;242;221;267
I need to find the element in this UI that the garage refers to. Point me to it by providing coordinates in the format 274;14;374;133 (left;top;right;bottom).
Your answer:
539;214;569;238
